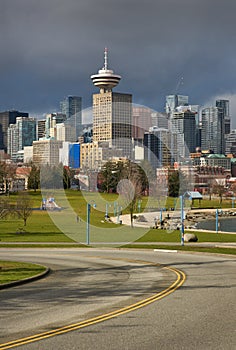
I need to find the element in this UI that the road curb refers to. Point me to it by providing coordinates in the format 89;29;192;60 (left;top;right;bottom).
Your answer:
0;266;50;290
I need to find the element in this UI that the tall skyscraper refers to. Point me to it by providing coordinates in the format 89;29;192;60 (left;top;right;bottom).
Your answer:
201;107;224;154
91;48;132;158
132;106;153;142
225;129;236;155
7;117;36;162
144;128;172;169
45;113;66;139
171;110;196;159
165;95;189;116
0;110;28;152
60;96;82;139
216;99;230;135
37;119;46;140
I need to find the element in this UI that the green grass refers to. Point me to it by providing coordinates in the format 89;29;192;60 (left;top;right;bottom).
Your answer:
0;191;235;248
0;211;73;242
136;229;236;243
121;244;236;255
0;260;46;284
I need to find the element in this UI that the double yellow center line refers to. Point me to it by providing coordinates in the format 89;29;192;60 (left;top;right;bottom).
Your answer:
0;262;186;349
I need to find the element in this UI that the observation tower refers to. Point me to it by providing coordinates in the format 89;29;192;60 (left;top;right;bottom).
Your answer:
91;48;121;92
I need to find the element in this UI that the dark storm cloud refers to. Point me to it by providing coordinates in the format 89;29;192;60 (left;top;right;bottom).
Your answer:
0;0;236;122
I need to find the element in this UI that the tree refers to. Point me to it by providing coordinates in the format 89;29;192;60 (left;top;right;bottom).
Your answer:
99;161;123;193
15;192;33;226
168;169;188;197
0;197;14;219
138;159;156;194
118;160;143;227
168;170;180;197
28;165;40;191
63;166;71;189
0;162;17;194
212;181;226;205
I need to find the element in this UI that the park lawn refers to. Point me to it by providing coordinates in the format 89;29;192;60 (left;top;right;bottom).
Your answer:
136;229;236;243
0;260;46;284
0;211;74;242
1;190;235;243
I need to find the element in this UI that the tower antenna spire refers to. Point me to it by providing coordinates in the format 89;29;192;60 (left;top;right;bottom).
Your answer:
104;47;108;70
91;48;121;92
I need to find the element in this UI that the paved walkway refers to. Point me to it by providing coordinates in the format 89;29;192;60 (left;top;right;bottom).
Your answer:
111;209;236;234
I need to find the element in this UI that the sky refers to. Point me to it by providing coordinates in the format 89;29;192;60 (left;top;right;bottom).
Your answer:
1;0;236;126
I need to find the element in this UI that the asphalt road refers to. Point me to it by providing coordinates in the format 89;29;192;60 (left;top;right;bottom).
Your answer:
0;248;235;350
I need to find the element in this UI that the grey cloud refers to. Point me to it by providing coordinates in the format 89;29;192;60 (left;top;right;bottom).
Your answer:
0;0;236;122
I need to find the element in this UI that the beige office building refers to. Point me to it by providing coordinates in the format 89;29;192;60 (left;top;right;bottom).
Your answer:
80;141;123;170
33;139;62;166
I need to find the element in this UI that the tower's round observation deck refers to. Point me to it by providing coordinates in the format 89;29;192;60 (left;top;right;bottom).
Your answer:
91;48;121;92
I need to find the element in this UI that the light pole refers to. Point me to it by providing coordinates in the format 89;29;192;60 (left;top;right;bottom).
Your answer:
232;197;235;208
180;195;185;246
138;199;142;213
86;201;96;245
117;205;122;224
216;208;219;233
86;203;91;245
114;202;117;216
117;204;120;224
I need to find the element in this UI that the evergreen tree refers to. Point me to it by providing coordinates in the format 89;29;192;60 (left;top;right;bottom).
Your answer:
28;165;40;191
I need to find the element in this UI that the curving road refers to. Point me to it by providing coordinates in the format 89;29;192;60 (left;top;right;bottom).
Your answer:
0;248;235;350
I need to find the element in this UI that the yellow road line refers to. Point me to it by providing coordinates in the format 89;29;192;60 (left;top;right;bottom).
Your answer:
0;261;186;349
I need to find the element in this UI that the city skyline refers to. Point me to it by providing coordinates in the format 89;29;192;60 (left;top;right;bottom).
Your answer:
1;0;236;126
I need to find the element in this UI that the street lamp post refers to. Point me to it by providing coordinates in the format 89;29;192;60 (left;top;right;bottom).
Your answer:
117;205;122;224
138;199;142;213
180;195;185;246
232;197;235;208
117;204;120;224
86;201;96;245
114;202;117;216
86;203;91;245
216;208;219;233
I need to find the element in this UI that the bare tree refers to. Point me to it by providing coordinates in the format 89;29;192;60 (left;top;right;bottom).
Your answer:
212;180;226;205
118;161;143;227
0;197;14;219
15;192;33;226
0;162;17;194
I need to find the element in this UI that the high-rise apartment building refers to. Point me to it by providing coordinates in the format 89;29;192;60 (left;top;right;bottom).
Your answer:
171;110;196;159
151;112;168;130
60;96;82;139
201;107;224;154
91;49;132;158
144;128;172;169
132;106;153;141
7;117;36;162
37;119;46;140
0;110;28;151
56;123;76;142
225;129;236;155
45;113;66;139
216;99;230;135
